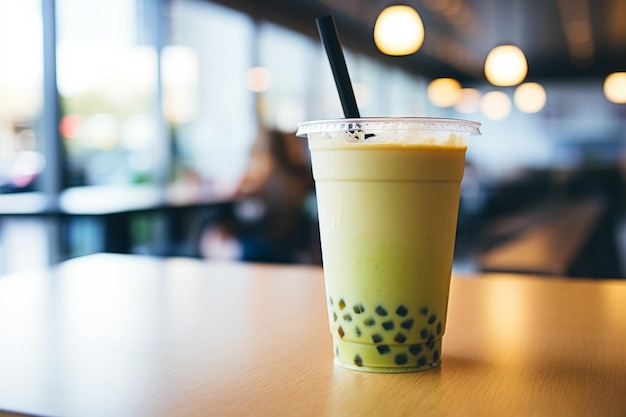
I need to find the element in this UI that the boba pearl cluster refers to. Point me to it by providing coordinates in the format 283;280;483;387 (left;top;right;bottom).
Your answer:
329;296;444;369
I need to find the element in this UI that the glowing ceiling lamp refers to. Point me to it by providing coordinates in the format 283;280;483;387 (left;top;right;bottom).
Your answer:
374;5;425;56
481;91;511;120
514;82;546;113
603;72;626;104
484;44;528;87
426;78;461;107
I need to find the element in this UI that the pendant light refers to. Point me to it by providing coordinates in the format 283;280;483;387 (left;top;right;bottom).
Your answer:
484;44;528;87
484;0;528;87
514;82;546;113
374;5;425;56
603;72;626;104
426;78;461;107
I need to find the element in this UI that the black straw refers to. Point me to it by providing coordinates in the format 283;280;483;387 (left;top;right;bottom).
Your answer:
316;15;361;118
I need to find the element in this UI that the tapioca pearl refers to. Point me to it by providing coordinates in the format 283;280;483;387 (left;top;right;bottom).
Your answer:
394;333;407;343
353;304;365;314
409;344;422;356
343;313;352;322
382;320;394;331
419;307;428;316
376;345;391;355
420;328;429;340
329;297;333;306
333;312;337;322
338;326;345;338
396;305;409;317
426;338;435;350
400;318;414;330
427;330;434;344
436;322;443;335
355;326;362;337
433;349;440;362
375;306;388;316
417;356;427;367
363;317;376;327
354;354;363;367
338;299;346;310
395;353;408;365
372;334;384;343
428;314;437;325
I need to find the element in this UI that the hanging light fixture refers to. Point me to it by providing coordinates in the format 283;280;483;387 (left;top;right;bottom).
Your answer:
603;72;626;104
374;5;425;56
484;44;528;86
426;78;462;107
514;82;546;113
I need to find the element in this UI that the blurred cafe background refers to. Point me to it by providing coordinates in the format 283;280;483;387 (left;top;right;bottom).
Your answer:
0;0;625;278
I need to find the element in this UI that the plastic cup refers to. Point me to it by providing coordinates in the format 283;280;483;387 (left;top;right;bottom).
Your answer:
296;117;481;373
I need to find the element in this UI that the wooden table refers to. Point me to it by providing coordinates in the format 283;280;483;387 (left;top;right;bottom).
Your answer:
1;254;625;417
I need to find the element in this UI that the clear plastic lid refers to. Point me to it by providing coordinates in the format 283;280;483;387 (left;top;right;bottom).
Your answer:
296;117;481;137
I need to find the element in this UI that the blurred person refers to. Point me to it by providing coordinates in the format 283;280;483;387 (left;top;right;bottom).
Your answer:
201;128;315;263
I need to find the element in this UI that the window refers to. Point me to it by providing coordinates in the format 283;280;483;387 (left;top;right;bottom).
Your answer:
258;22;321;130
56;0;160;187
0;0;45;193
166;0;256;191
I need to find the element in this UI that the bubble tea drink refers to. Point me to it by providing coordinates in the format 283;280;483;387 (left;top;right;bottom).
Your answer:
297;118;480;373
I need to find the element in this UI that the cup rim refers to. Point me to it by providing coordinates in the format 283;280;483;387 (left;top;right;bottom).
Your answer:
296;117;481;137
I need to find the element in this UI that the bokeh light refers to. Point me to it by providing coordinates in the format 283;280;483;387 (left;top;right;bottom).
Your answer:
603;72;626;104
59;114;82;139
454;88;481;114
427;78;462;107
514;82;547;113
480;90;511;120
246;66;272;93
374;5;425;56
484;45;528;87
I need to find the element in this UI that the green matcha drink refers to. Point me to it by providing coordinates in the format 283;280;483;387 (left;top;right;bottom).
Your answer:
297;118;480;373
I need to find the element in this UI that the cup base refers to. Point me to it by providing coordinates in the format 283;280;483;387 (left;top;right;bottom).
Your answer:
334;357;441;373
332;337;442;373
